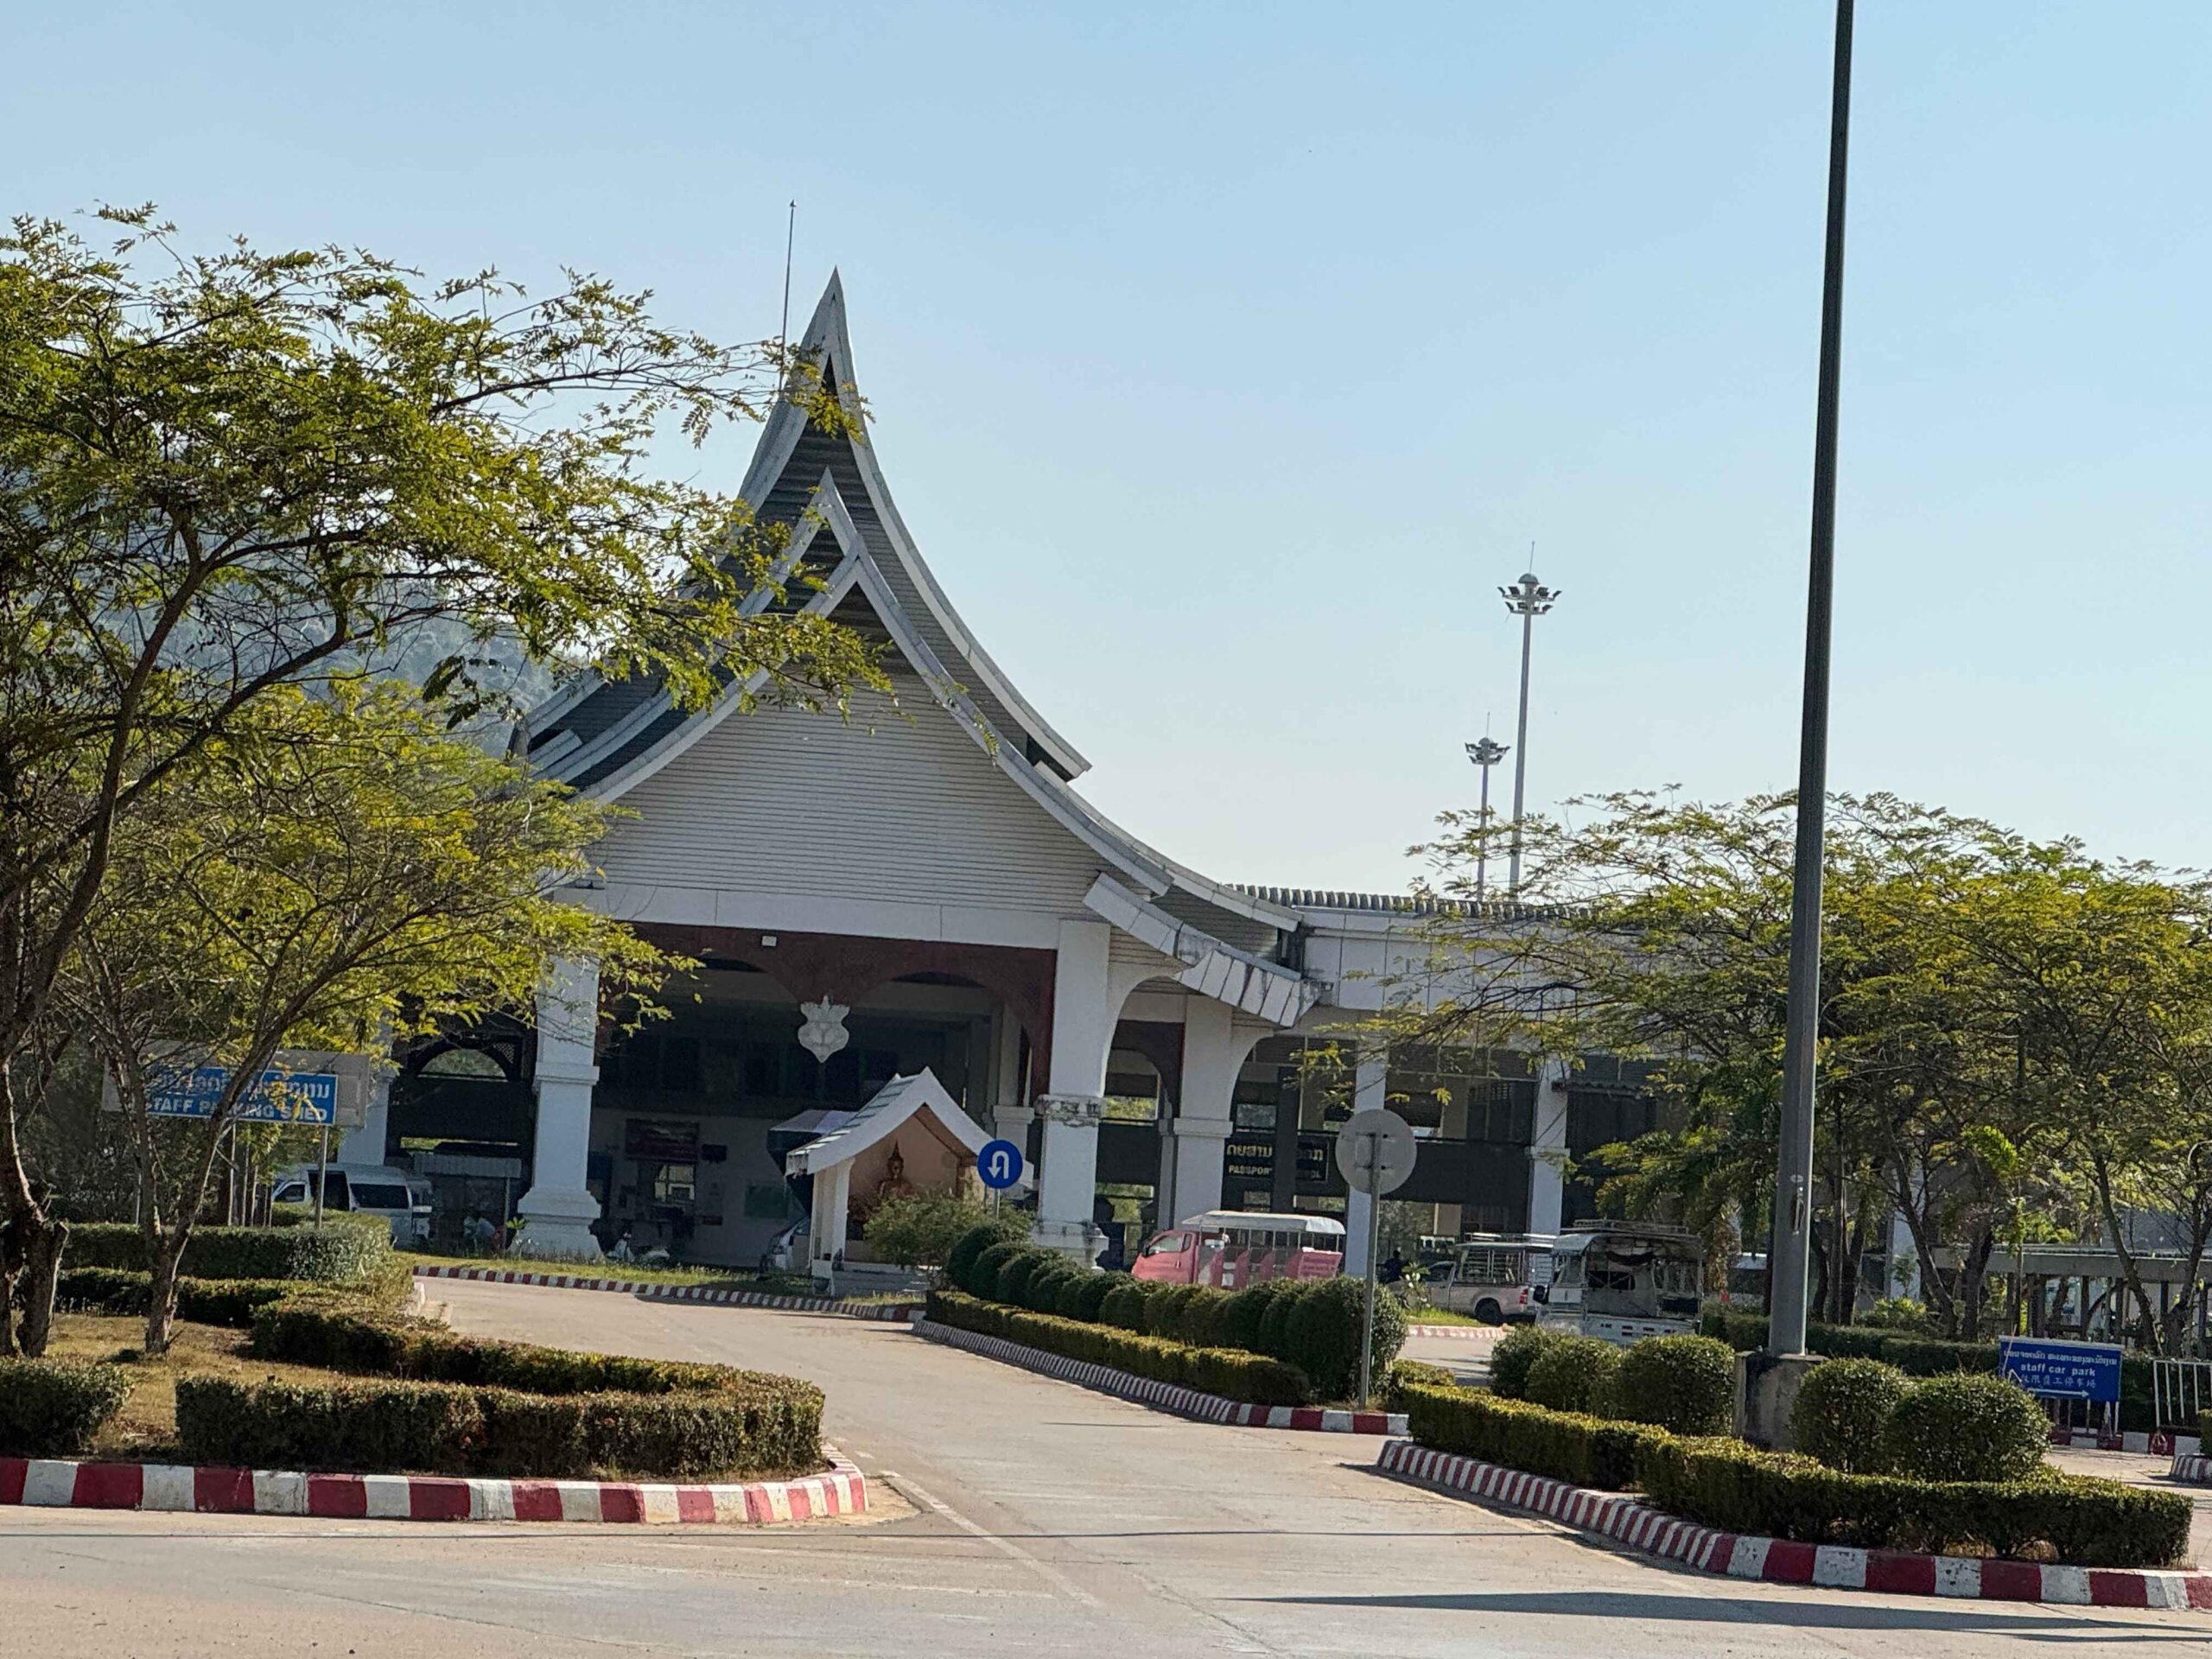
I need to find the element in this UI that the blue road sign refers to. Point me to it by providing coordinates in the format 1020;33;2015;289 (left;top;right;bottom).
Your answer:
147;1065;339;1126
1999;1336;2122;1403
977;1138;1025;1191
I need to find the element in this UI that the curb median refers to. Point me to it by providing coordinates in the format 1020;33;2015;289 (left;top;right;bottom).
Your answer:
412;1265;921;1322
913;1319;1405;1434
0;1447;866;1526
1376;1440;2211;1611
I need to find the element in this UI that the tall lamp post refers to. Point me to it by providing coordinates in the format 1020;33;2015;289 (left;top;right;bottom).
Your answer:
1498;573;1560;895
1765;0;1856;1367
1464;736;1510;901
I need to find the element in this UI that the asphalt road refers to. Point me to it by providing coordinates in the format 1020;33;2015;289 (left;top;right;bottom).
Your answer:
2;1281;2204;1656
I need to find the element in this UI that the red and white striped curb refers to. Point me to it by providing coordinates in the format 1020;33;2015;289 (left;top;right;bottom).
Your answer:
1377;1440;2211;1610
412;1265;921;1322
2049;1427;2199;1457
914;1319;1405;1434
1404;1324;1497;1341
2172;1452;2212;1485
0;1448;864;1526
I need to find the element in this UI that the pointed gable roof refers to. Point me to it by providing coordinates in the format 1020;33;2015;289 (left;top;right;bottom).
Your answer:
783;1068;990;1176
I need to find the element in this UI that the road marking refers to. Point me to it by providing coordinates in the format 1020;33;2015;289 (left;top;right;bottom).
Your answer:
876;1471;1103;1611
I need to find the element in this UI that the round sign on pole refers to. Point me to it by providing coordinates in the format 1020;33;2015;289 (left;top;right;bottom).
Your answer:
977;1138;1026;1192
1334;1108;1415;1196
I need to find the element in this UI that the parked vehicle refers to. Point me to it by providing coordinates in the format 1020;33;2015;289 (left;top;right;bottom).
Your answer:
271;1163;431;1244
1132;1211;1344;1287
1425;1233;1555;1324
1539;1219;1703;1344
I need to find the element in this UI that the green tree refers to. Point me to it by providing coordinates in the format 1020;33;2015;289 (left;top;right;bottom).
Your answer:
862;1192;1000;1278
0;208;882;1350
58;683;671;1354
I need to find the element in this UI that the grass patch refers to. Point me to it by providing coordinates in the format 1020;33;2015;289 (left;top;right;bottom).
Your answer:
1399;1306;1495;1328
404;1252;914;1303
42;1314;361;1463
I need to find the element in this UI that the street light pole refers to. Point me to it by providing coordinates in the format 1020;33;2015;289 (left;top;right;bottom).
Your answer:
1464;735;1509;901
1766;0;1856;1362
1498;574;1559;896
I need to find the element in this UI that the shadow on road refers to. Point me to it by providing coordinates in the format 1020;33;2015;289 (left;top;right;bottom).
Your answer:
1239;1588;2202;1639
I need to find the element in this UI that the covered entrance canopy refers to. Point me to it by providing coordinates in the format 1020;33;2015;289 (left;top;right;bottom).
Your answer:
785;1069;991;1280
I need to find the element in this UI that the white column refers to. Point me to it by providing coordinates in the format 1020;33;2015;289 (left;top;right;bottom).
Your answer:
514;957;604;1259
1342;1049;1389;1278
1164;998;1250;1225
1033;918;1116;1262
810;1164;852;1280
1526;1056;1570;1238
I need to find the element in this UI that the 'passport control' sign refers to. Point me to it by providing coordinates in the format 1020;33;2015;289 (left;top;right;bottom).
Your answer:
1997;1336;2122;1403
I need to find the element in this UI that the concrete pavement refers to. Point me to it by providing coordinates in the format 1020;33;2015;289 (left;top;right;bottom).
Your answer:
1;1280;2203;1656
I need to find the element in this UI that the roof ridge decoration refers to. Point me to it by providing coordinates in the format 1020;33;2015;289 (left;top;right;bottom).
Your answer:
1084;874;1319;1027
739;274;1092;781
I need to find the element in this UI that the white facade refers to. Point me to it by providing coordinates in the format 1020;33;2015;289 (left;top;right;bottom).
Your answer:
510;276;1560;1263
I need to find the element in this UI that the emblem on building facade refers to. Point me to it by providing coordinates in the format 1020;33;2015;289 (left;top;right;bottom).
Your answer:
797;997;850;1064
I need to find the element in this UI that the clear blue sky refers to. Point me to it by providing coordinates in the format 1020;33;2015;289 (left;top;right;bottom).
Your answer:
10;4;2209;893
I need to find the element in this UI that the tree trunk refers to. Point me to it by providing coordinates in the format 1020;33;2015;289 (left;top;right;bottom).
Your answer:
143;1234;188;1356
15;1213;67;1357
0;1264;16;1355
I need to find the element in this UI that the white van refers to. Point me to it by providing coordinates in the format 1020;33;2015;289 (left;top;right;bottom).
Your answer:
271;1164;430;1245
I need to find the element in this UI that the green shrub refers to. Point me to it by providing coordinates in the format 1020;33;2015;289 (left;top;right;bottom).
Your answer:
1174;1288;1235;1347
1221;1281;1282;1352
56;1267;300;1329
994;1249;1058;1307
1256;1280;1315;1358
1071;1271;1123;1324
945;1217;1026;1289
1524;1335;1623;1417
0;1357;134;1457
864;1194;1001;1272
65;1215;393;1287
1611;1334;1735;1436
1792;1357;1910;1473
1100;1280;1151;1332
1021;1260;1082;1314
178;1376;484;1474
1283;1276;1407;1401
1146;1283;1205;1338
1637;1436;2189;1568
1382;1359;1455;1412
1859;1297;1932;1332
926;1289;1311;1408
1884;1372;2049;1484
965;1241;1024;1300
1399;1374;1668;1491
1488;1323;1568;1400
1052;1272;1092;1319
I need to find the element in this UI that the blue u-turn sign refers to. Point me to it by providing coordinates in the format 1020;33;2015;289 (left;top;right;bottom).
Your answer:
977;1139;1025;1192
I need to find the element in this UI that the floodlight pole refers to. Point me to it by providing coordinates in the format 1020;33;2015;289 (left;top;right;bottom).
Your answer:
1498;575;1559;895
1766;0;1855;1361
1465;737;1510;901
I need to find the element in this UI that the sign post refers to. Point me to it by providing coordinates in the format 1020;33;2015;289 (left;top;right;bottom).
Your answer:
1334;1108;1416;1408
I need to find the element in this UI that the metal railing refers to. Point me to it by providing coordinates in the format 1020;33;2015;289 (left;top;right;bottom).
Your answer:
2152;1358;2212;1432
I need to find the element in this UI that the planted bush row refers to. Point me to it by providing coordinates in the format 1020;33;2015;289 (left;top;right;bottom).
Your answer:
926;1288;1313;1407
175;1375;816;1480
248;1294;816;1412
1490;1325;1736;1435
946;1223;1406;1402
0;1357;134;1458
56;1267;299;1328
1395;1375;2191;1568
65;1215;395;1288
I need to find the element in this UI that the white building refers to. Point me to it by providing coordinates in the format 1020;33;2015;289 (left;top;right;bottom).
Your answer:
365;279;1667;1267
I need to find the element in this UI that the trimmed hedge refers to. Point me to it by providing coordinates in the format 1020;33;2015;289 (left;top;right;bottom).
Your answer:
1792;1357;1910;1474
1399;1371;2193;1568
995;1249;1057;1308
56;1267;299;1329
175;1374;812;1479
1524;1335;1623;1417
1400;1376;1669;1491
927;1288;1312;1407
1884;1372;2049;1484
0;1357;134;1457
66;1215;393;1287
1638;1435;2190;1568
965;1241;1025;1300
1284;1276;1408;1401
1610;1334;1735;1436
1101;1280;1151;1332
1488;1323;1567;1400
945;1221;1015;1291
